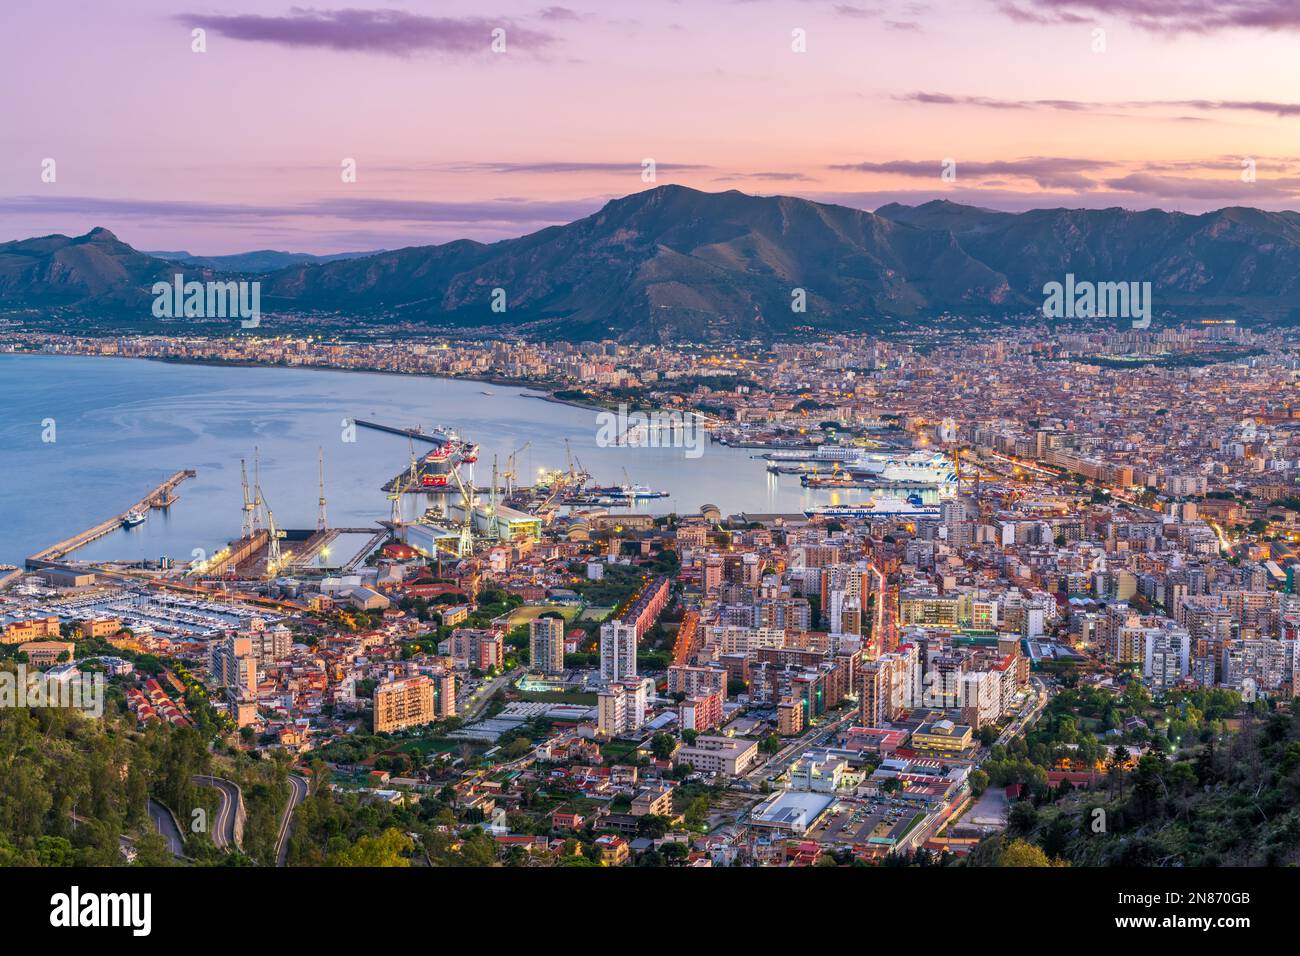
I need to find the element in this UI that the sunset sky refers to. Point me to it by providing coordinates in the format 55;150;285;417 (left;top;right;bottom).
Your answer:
4;0;1300;253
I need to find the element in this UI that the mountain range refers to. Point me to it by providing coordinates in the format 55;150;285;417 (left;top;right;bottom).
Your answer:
143;248;383;272
4;185;1300;341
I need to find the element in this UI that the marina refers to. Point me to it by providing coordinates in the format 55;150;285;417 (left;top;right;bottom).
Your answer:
1;583;276;638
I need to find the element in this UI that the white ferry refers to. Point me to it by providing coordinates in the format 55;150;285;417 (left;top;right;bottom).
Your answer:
804;496;941;520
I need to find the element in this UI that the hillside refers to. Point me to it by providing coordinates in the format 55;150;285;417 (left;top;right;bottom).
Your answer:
7;186;1300;340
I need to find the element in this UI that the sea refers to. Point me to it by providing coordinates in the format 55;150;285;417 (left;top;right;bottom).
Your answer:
0;353;920;566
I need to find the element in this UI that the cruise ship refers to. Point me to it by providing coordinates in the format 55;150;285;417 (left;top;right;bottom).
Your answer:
589;483;670;501
844;451;958;492
121;510;146;528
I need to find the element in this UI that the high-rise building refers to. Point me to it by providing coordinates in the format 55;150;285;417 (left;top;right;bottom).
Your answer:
1143;625;1191;691
374;675;435;733
529;615;566;675
600;621;637;682
431;671;457;718
210;635;257;701
597;678;649;736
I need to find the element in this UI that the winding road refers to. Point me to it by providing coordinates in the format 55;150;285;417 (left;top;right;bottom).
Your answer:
193;774;244;852
147;798;187;859
276;773;309;867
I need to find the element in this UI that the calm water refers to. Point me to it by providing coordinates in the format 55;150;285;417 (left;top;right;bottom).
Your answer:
0;354;892;566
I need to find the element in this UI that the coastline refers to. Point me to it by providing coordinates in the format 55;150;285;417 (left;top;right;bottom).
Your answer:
4;349;613;412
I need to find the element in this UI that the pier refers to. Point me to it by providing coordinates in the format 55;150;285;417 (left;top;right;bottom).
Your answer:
27;470;197;568
354;420;455;444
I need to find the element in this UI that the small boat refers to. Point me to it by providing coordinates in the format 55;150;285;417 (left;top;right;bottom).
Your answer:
480;390;494;396
122;510;147;528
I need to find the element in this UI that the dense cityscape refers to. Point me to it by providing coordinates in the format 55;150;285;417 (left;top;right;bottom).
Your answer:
10;0;1300;935
3;319;1299;874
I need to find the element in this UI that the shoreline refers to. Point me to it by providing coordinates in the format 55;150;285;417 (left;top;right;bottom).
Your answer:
3;350;614;413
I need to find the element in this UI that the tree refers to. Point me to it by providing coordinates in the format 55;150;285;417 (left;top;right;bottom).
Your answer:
35;835;76;867
637;815;670;839
997;839;1054;867
684;796;710;831
649;733;677;760
132;831;174;867
326;828;413;867
1007;799;1038;836
1108;745;1131;798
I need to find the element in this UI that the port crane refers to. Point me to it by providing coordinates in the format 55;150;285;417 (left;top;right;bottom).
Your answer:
387;437;420;525
501;441;531;497
264;507;284;578
447;460;477;557
246;448;285;578
317;447;328;532
240;458;257;540
564;438;591;484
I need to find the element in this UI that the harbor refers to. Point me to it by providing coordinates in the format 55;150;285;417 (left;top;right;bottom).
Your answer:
26;470;197;568
0;355;894;570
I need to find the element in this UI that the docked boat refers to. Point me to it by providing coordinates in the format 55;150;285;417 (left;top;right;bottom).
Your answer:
122;510;147;527
589;484;670;500
804;496;939;520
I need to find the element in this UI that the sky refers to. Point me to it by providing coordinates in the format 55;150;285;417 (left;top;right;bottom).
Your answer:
3;0;1300;253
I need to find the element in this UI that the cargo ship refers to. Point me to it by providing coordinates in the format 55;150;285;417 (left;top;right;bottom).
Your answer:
122;509;147;527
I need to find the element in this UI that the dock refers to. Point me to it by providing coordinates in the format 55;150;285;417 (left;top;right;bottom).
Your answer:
27;470;197;568
355;420;456;445
340;527;389;572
